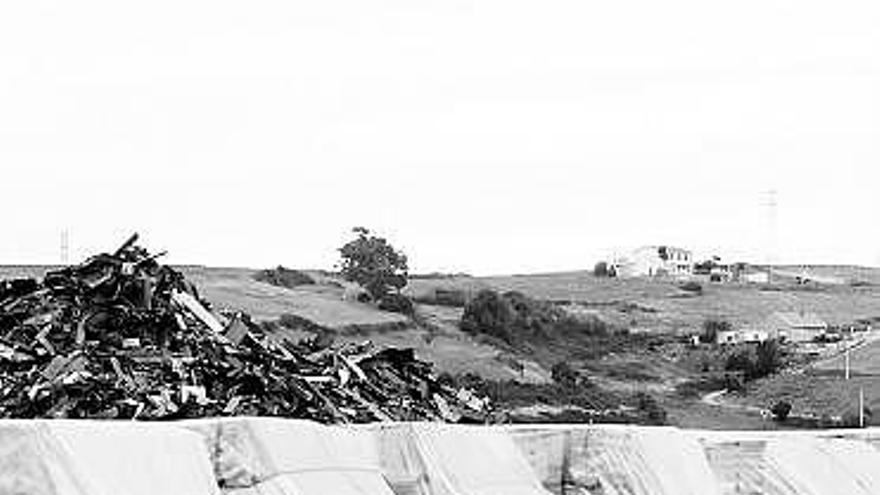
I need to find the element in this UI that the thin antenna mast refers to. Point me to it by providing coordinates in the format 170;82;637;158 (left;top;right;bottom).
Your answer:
763;189;778;284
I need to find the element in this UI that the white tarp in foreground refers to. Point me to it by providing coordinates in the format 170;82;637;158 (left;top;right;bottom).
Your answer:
701;432;880;495
184;417;395;495
508;425;722;495
6;418;880;495
368;422;553;495
0;419;220;495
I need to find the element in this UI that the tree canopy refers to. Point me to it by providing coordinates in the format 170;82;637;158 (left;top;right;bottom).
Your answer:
338;227;409;302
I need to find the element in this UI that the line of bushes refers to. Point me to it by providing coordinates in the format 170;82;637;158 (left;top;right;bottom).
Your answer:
459;289;610;347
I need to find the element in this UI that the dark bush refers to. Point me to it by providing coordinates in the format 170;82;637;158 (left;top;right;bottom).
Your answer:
551;361;579;389
724;340;783;382
461;289;613;351
679;281;703;294
254;266;315;288
701;319;731;344
634;392;667;425
755;340;782;377
377;293;415;315
593;261;613;277
460;290;517;343
771;400;792;421
725;347;757;380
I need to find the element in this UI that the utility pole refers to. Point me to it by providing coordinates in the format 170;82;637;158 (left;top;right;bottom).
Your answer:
859;388;865;428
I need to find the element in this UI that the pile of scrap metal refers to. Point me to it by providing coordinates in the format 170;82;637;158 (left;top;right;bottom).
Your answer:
0;234;491;423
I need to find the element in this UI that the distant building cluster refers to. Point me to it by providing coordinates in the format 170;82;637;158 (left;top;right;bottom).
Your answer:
607;245;769;283
613;246;693;278
602;245;838;347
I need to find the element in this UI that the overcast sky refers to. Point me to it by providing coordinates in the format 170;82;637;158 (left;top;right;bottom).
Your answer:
1;1;878;274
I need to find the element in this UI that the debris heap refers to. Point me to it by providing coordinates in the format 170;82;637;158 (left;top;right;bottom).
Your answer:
0;234;490;422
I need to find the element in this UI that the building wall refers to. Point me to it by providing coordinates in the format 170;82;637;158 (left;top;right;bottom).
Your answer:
778;327;824;343
744;272;769;284
617;246;693;277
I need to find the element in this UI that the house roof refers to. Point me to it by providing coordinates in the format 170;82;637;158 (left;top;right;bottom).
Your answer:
772;311;827;329
631;245;692;256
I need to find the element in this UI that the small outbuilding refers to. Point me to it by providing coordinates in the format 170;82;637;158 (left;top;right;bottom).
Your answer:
763;311;828;343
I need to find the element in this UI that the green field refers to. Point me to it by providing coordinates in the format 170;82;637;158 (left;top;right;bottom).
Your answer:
410;269;880;334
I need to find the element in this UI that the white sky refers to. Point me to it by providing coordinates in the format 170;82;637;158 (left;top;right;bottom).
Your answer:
1;0;879;274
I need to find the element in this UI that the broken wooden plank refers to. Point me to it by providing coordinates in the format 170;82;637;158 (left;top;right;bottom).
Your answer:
171;290;224;334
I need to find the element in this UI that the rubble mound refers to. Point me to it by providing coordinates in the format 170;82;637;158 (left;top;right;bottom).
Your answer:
0;234;490;422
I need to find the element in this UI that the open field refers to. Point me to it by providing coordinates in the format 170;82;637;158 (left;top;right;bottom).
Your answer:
10;264;880;334
411;269;880;334
733;370;880;423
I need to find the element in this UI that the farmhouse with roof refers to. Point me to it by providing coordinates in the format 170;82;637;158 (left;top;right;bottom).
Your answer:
762;311;828;343
614;245;693;278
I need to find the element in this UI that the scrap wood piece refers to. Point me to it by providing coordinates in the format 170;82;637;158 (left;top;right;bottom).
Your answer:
112;233;140;257
110;357;137;390
223;395;243;414
346;388;393;421
340;354;369;382
41;354;73;381
74;316;88;346
171;290;225;335
34;325;56;355
224;315;250;345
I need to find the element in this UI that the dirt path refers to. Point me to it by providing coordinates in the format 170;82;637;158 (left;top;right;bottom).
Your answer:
701;389;769;417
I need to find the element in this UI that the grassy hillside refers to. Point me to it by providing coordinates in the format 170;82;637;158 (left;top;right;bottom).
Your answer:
410;270;880;334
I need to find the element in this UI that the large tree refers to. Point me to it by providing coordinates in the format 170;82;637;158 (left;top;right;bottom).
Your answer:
338;227;409;302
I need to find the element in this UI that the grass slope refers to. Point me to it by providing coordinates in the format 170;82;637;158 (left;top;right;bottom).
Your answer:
411;270;880;334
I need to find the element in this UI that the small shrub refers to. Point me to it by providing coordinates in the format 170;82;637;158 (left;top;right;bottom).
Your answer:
460;290;517;343
724;340;783;382
771;400;792;421
634;392;667;425
254;266;315;288
377;293;415;315
551;361;579;389
679;281;703;294
701;319;731;344
755;339;782;377
725;347;757;380
593;261;613;277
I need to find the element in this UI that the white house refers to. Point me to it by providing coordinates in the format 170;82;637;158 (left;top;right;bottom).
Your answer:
743;271;770;284
615;246;693;278
715;328;770;345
